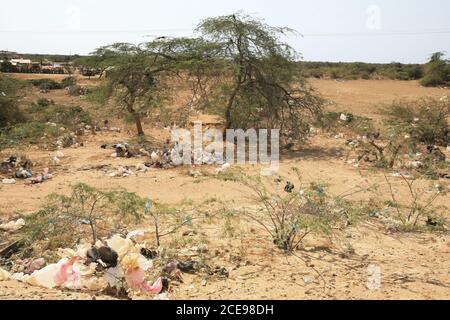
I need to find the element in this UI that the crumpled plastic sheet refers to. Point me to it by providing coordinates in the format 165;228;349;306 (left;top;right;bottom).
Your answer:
0;234;164;298
0;218;25;232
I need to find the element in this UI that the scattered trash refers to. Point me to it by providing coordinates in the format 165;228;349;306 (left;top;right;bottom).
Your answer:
215;163;231;175
140;248;158;260
405;161;423;169
136;163;150;173
30;168;53;184
303;275;317;285
15;168;33;179
284;181;295;193
109;166;134;178
112;143;134;158
0;218;25;232
260;167;278;177
2;178;16;184
426;217;438;227
0;268;11;281
25;258;46;274
340;114;348;122
189;169;202;178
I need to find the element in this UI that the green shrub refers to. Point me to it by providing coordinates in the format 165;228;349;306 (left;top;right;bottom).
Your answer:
0;75;26;127
23;183;150;249
0;122;60;148
420;52;450;87
40;105;92;128
27;98;53;113
383;98;450;146
29;78;62;90
61;76;77;88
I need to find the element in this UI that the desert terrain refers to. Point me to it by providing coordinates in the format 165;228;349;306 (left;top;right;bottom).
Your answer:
1;74;449;300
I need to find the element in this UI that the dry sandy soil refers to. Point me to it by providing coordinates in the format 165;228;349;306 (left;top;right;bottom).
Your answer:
0;74;449;300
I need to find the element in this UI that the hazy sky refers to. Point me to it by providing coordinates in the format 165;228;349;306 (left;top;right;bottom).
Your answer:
1;0;449;63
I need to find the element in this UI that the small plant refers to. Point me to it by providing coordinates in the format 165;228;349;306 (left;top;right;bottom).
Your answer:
27;98;53;113
382;98;450;146
0;122;60;149
376;174;448;231
29;78;62;91
240;170;365;251
22;184;149;249
420;52;450;87
61;76;77;88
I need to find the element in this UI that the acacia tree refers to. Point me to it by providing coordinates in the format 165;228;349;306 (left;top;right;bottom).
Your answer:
89;39;215;136
421;52;450;87
195;13;323;140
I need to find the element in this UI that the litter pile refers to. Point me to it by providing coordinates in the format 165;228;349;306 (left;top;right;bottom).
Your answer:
0;234;167;300
1;155;54;185
110;143;135;158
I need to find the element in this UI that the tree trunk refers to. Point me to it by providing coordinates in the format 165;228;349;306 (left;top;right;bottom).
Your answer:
225;85;239;129
134;114;145;136
126;100;145;136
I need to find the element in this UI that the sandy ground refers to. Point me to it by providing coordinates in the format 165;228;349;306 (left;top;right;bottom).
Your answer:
0;74;449;300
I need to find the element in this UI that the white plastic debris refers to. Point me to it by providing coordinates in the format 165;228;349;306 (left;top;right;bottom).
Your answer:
136;163;149;172
26;261;60;288
154;292;169;300
2;178;16;185
51;156;61;165
106;235;134;257
151;151;161;163
215;163;231;174
406;161;423;169
55;151;65;158
340;114;348;122
0;218;25;232
260;167;278;177
0;267;11;281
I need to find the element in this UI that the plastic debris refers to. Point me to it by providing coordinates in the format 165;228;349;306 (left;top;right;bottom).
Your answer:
30;168;53;184
15;168;33;179
215;163;231;175
112;143;134;158
109;166;134;178
2;178;16;184
260;167;278;177
25;258;46;274
0;267;11;281
340;113;348;122
284;181;295;193
0;218;25;232
3;234;166;299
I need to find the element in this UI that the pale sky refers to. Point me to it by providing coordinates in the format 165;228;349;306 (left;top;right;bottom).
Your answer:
1;0;449;63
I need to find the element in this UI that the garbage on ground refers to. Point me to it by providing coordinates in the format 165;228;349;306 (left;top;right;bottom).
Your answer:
340;114;349;122
0;218;25;232
2;178;16;184
109;166;134;178
0;234;167;299
214;163;231;175
136;163;150;173
111;143;135;158
15;168;33;179
0;267;11;281
30;168;53;184
284;181;295;193
260;167;278;177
